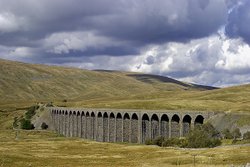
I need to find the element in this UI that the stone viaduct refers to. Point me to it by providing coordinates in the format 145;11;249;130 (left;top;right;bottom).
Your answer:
50;107;213;144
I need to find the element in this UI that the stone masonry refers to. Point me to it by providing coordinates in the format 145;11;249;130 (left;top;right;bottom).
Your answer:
50;107;213;143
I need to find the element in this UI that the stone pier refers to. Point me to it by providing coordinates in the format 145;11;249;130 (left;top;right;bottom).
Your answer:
50;107;212;143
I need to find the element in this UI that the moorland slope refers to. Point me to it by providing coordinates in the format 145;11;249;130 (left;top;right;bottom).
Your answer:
1;58;250;112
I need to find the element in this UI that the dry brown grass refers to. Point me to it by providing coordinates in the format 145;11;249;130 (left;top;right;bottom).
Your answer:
1;59;250;113
0;104;249;166
0;130;249;167
1;59;250;166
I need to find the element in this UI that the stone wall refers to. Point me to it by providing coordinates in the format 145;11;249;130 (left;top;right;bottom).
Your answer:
50;108;212;143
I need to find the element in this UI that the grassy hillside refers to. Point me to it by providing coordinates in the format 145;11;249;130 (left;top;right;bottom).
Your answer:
0;58;250;113
0;59;250;167
60;84;250;112
0;59;212;107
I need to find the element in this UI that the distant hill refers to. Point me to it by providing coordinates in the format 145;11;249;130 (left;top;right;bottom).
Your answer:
0;58;214;102
0;58;249;113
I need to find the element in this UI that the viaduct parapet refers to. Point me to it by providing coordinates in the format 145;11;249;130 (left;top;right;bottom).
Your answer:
50;107;213;144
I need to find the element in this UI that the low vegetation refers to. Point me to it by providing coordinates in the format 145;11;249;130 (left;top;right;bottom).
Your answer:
25;105;39;119
146;123;222;148
243;131;250;140
12;105;39;130
222;128;242;139
20;118;34;130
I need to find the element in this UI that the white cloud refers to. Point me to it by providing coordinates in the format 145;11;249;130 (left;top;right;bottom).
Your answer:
59;55;138;72
0;13;18;32
9;47;33;57
44;31;119;54
216;38;250;72
48;30;250;87
0;13;26;33
92;31;250;87
0;45;34;61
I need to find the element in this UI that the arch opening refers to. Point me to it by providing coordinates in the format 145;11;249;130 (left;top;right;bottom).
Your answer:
61;110;66;136
109;113;115;142
90;112;95;140
65;111;69;137
171;114;180;138
69;111;73;137
77;111;81;138
142;114;150;143
151;114;159;140
116;113;122;142
160;114;169;138
97;112;103;142
58;111;62;135
194;115;204;126
98;112;102;117
131;113;138;143
103;112;109;142
81;112;86;138
73;111;77;137
182;115;192;136
123;113;130;142
86;112;91;139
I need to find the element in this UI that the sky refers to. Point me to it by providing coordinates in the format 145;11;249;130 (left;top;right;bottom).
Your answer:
0;0;250;87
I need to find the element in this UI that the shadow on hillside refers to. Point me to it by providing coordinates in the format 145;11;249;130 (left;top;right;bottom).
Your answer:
93;69;118;73
127;74;218;90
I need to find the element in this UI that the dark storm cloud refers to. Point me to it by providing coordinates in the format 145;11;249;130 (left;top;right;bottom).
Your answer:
0;0;227;54
0;0;119;46
2;0;250;87
225;0;250;44
91;0;227;44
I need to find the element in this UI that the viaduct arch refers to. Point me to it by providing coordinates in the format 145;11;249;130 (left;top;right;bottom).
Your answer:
51;108;213;144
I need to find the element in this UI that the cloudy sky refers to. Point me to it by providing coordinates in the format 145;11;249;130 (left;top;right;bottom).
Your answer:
0;0;250;87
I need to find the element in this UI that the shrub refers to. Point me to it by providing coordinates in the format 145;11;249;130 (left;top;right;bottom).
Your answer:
232;128;241;139
145;139;153;145
186;128;210;148
153;136;165;146
208;138;222;147
41;122;48;129
25;105;38;119
243;131;250;140
20;118;35;130
163;138;181;147
145;123;221;148
232;139;237;144
178;138;189;148
13;117;19;129
186;124;221;148
202;122;220;138
222;128;233;139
